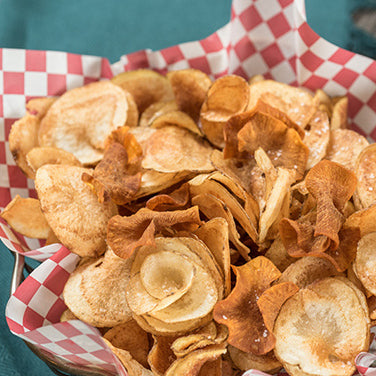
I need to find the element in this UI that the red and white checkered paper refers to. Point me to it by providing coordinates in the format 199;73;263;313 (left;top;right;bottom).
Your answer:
2;0;376;374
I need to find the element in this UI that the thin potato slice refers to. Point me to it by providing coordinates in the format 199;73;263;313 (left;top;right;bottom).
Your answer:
9;114;40;178
274;277;370;376
356;143;376;208
26;97;56;118
139;100;178;127
1;195;50;239
39;81;128;165
344;203;376;237
111;69;174;113
124;90;139;127
330;96;348;130
151;110;202;135
35;165;117;257
313;89;332;117
146;183;190;211
148;335;178;375
264;237;295;272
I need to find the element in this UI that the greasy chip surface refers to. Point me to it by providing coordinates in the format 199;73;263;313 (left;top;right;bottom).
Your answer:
35;165;117;257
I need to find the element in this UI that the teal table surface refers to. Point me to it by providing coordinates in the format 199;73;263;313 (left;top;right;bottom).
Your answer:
0;0;371;375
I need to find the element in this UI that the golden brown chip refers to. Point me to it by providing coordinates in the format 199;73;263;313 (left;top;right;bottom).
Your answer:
103;320;149;368
330;96;348;130
356;143;376;208
26;146;82;179
36;165;117;257
63;248;133;327
344;203;376;237
26;97;56;118
38;81;128;165
248;74;264;85
150;110;202;135
139;100;178;127
146;183;190;211
313;89;332;117
60;309;77;322
264;237;295;272
1;195;50;239
326;129;369;170
274;277;370;376
213;257;281;354
148;335;178;375
9;114;40;178
107;206;201;259
167;69;212;122
111;69;174;113
124;90;139;127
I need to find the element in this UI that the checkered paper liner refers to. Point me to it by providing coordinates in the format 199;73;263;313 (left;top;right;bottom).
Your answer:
2;0;376;374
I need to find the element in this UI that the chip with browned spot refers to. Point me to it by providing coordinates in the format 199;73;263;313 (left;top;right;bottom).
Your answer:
150;110;202;135
356;143;376;208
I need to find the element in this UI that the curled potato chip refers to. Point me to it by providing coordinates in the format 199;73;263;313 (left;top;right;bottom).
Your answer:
247;80;317;129
344;203;376;237
313;89;332;117
1;195;50;239
111;69;174;113
330;96;348;130
63;248;133;327
326;129;369;170
26;97;56;118
264;237;295;272
124;90;139;127
148;335;178;375
36;165;117;257
139;100;178;127
274;277;370;376
167;69;212;122
26;146;82;179
9;114;40;178
107;206;201;259
39;81;128;165
356;143;376;208
213;257;281;354
146;183;189;211
103;320;149;368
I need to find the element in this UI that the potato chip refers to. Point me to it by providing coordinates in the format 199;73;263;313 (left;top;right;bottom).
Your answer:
213;257;281;354
103;320;149;368
63;248;133;327
107;206;201;259
330;96;348;130
148;335;178;375
344;203;376;237
124;90;139;127
1;195;50;239
274;277;370;376
26;146;82;179
167;69;212;122
139;100;178;127
150;110;202;135
26;97;56;119
146;183;190;211
111;69;174;113
264;237;295;272
228;346;281;373
36;165;117;257
356;143;376;208
247;80;317;129
60;309;77;322
326;129;369;170
313;89;332;117
38;81;128;165
9;114;40;178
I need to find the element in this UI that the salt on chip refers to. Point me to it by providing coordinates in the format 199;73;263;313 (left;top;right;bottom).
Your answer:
167;68;212;122
139;100;178;127
1;195;50;239
356;143;376;208
36;165;117;257
111;69;174;113
38;81;128;165
26;97;56;119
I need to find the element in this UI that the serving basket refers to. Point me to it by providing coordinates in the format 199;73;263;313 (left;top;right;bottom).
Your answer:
3;0;376;375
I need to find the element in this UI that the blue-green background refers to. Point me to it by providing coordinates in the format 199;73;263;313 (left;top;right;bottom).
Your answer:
0;0;374;375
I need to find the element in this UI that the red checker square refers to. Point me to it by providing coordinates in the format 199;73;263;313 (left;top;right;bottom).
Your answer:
3;72;24;94
213;69;228;79
188;56;211;74
6;317;25;335
160;45;185;65
100;364;120;373
260;43;285;68
370;126;376;141
56;339;86;354
200;33;224;53
239;5;262;31
288;56;297;73
363;61;376;83
28;188;38;199
24;330;53;345
88;333;108;347
50;245;72;264
91;349;116;362
278;0;294;7
47;74;66;96
101;58;113;79
23;307;45;331
303;75;328;91
267;13;290;38
300;50;324;72
333;68;358;89
8;165;28;188
126;50;149;70
43;265;70;296
232;66;248;79
298;23;320;47
64;354;90;365
56;322;82;338
13;276;42;305
0;95;3;117
352;122;367;138
25;50;46;72
83;77;98;85
347;92;364;119
5;118;17;141
329;49;354;65
0;142;6;163
234;36;256;61
367;92;376;111
67;54;83;75
264;72;273;80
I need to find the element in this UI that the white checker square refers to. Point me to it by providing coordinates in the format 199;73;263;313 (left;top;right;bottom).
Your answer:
46;51;67;74
147;51;168;70
39;326;68;343
66;74;84;91
297;64;312;85
3;94;26;118
345;54;373;73
6;297;27;326
295;0;306;21
57;252;80;273
5;142;16;166
167;60;190;71
271;61;296;84
0;119;4;141
180;42;205;59
242;53;269;75
31;259;58;284
9;188;29;199
70;320;99;336
207;51;229;76
229;18;247;45
3;49;26;72
249;23;276;51
0;165;9;187
25;72;47;96
277;31;295;59
0;71;3;94
25;238;43;252
295;34;309;57
353;105;376;134
216;23;231;47
322;80;347;97
41;342;71;356
110;60;125;76
232;0;250;16
254;0;281;20
349;75;376;103
282;4;295;29
73;334;104;353
229;49;240;74
82;55;102;78
310;38;337;60
315;61;343;79
27;178;35;189
74;353;107;365
28;285;58;317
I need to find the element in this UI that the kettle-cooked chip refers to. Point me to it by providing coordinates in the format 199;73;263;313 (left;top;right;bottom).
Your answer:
344;203;376;237
111;69;174;113
35;165;117;257
330;96;348;130
139;100;178;128
356;143;376;208
38;81;128;165
148;335;178;375
26;97;56;118
146;183;190;211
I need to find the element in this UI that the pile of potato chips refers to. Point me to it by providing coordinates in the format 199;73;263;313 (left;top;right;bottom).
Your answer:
3;68;376;376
